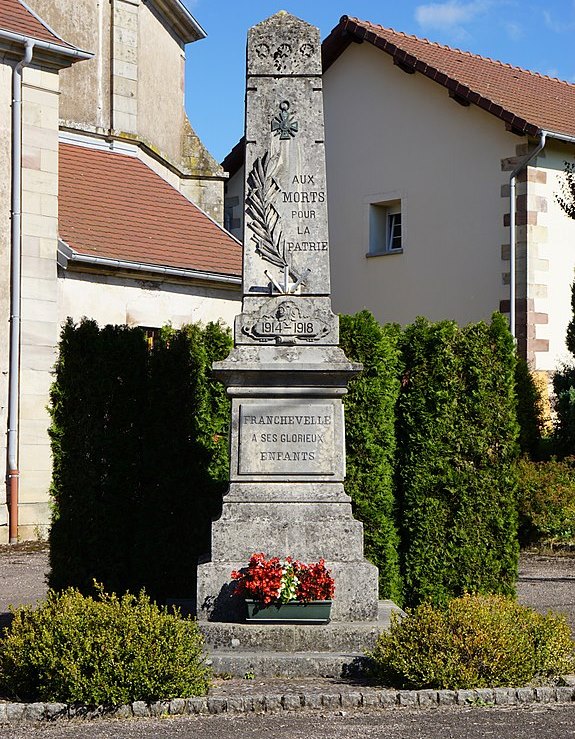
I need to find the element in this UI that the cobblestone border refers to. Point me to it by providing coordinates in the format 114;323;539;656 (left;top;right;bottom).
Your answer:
1;685;575;722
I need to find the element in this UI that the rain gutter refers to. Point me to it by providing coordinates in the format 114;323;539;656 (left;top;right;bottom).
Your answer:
57;241;242;287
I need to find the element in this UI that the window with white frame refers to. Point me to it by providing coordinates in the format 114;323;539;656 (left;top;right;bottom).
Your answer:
368;199;403;255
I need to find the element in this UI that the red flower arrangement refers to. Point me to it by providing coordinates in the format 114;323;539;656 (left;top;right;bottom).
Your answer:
231;553;335;605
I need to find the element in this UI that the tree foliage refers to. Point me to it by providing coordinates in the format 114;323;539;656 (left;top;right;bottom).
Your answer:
556;161;575;220
395;314;519;607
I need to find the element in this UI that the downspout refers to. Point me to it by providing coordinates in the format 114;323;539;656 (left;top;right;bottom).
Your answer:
509;131;547;339
8;40;35;544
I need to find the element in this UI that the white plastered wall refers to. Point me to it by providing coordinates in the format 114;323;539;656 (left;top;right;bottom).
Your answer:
323;42;515;327
58;271;240;330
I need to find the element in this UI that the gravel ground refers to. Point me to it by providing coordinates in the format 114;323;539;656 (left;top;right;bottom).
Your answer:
517;552;575;634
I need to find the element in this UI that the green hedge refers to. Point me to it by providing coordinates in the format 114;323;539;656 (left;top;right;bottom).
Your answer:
49;319;232;601
49;320;148;596
553;279;575;456
514;358;545;458
395;314;519;607
340;311;402;603
50;312;520;610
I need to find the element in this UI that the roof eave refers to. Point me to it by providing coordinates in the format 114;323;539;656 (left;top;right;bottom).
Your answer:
322;16;543;139
146;0;206;44
221;136;246;178
0;27;92;65
58;240;241;287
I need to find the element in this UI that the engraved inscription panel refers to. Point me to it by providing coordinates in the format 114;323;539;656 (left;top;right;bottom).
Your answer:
238;403;335;475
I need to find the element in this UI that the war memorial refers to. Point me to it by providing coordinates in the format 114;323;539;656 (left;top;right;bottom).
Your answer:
197;12;399;676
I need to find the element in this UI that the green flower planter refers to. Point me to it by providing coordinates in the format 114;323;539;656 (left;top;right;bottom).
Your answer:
246;599;332;623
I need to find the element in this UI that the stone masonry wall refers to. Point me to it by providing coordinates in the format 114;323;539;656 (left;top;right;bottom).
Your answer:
500;143;550;368
17;65;61;540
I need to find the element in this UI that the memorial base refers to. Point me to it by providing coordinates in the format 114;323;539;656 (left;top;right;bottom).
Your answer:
197;481;379;623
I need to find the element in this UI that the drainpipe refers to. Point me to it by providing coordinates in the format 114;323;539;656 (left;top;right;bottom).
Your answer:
509;132;547;340
8;40;35;544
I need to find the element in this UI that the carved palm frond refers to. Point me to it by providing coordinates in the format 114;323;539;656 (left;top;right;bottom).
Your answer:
246;152;288;270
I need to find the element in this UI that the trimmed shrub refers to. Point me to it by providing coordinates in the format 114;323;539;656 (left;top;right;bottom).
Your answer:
395;314;519;607
340;312;403;603
134;323;232;599
370;593;575;689
517;456;575;545
553;279;575;456
49;319;148;595
0;587;211;704
49;319;232;601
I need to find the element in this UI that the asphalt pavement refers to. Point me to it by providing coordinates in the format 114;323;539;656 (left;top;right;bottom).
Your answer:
1;705;575;739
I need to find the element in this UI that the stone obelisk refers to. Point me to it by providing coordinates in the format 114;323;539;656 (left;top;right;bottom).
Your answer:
197;12;379;623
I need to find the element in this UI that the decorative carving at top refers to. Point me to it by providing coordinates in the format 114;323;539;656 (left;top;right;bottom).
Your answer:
247;13;322;77
255;43;270;58
273;43;292;71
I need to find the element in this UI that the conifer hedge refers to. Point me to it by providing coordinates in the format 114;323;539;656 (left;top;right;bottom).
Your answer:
395;314;520;607
339;311;403;603
49;312;520;611
49;318;232;601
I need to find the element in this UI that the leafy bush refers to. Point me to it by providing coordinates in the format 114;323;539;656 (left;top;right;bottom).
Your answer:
395;314;519;607
517;457;575;545
340;311;403;603
370;594;575;689
552;279;575;456
0;587;211;704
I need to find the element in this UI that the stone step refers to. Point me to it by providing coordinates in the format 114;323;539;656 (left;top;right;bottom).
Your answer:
199;600;402;653
207;650;371;678
202;600;403;678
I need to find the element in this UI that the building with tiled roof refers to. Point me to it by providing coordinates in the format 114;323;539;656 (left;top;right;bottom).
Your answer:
323;17;575;139
0;1;241;543
225;14;575;395
318;15;575;379
58;141;240;279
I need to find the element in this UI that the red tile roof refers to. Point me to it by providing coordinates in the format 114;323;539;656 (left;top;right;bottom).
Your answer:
323;15;575;139
0;0;74;48
59;143;242;278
